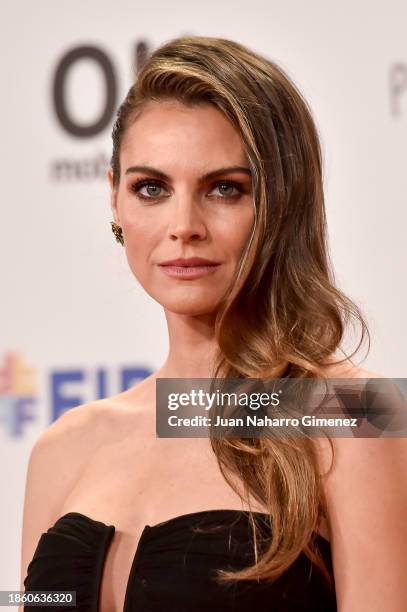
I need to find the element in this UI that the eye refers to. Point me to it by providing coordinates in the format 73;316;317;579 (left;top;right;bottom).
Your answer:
130;178;245;201
130;179;169;200
208;181;243;199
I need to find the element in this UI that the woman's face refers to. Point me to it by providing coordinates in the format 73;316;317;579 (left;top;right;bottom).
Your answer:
108;99;255;316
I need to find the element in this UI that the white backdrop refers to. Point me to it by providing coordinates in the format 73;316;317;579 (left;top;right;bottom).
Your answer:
1;0;406;596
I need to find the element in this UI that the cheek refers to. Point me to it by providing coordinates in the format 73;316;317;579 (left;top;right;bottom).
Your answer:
220;208;255;258
122;201;156;243
121;218;156;276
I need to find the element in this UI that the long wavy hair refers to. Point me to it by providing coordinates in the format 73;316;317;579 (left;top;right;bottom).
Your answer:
110;35;370;587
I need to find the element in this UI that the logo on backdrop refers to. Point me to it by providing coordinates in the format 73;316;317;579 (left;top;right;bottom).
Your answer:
0;352;37;438
49;40;152;182
49;34;194;181
0;351;152;439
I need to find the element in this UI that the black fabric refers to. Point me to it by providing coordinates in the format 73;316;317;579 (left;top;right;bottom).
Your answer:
24;509;336;611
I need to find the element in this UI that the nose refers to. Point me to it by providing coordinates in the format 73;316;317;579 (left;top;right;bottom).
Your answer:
167;195;207;242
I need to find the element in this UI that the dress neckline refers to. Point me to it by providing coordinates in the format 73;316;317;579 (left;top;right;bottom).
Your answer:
57;507;330;541
54;509;330;612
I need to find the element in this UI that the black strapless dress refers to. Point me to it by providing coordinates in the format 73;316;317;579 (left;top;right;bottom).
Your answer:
23;509;336;611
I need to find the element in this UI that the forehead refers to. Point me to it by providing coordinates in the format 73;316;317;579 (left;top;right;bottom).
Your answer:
120;100;248;168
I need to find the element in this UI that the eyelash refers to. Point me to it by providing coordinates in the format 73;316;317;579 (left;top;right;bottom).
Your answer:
130;179;245;201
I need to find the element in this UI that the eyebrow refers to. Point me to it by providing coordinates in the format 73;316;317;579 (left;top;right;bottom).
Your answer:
125;165;252;181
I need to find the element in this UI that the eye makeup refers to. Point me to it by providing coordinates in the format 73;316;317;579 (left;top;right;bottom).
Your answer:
129;177;251;202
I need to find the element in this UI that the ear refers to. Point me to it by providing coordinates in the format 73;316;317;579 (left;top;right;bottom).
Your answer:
107;167;120;224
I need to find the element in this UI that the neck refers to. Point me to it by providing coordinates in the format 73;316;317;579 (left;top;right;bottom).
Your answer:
156;309;220;379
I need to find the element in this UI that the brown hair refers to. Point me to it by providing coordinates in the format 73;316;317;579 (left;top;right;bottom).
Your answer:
110;35;370;586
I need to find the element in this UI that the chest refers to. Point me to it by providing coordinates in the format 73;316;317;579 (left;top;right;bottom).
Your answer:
56;414;331;611
59;436;269;610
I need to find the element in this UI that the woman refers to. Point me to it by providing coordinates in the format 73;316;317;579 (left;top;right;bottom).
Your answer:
20;36;407;611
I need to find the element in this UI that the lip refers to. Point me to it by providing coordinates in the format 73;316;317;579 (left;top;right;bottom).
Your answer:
159;264;220;280
159;257;219;266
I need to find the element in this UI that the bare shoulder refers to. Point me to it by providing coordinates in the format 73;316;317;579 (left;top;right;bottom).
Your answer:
34;370;157;463
320;437;407;609
22;387;149;518
314;360;407;608
27;400;100;481
313;357;387;465
29;399;110;465
24;393;139;489
38;399;100;443
313;357;387;474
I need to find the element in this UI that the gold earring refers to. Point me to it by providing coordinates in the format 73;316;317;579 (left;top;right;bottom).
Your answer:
110;221;124;246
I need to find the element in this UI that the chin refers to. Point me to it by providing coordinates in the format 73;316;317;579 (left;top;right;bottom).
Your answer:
137;281;226;316
160;295;220;316
165;303;219;316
